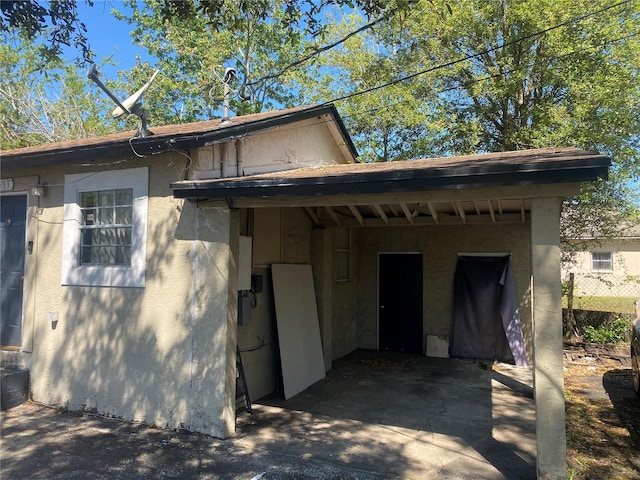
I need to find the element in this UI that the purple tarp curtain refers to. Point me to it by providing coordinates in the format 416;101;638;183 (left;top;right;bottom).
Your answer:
451;255;528;366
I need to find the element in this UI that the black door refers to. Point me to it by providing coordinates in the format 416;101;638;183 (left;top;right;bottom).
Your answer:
378;253;423;353
1;195;27;347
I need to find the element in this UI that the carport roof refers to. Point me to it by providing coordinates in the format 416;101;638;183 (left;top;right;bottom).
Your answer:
171;147;610;201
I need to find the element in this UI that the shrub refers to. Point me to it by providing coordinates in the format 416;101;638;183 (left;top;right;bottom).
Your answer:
581;317;632;345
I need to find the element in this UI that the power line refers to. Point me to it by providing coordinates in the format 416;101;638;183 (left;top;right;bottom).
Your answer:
246;8;399;87
340;29;640;121
323;0;635;106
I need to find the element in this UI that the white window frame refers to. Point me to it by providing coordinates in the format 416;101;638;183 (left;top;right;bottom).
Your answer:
62;167;148;287
590;251;613;272
335;227;351;283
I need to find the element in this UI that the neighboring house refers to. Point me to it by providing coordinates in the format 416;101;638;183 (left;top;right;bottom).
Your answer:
0;103;610;480
563;224;640;299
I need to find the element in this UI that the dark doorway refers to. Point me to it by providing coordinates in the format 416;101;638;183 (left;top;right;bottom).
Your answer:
378;253;423;353
1;195;27;348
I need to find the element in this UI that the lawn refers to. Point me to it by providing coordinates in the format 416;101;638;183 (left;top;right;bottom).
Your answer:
563;296;637;314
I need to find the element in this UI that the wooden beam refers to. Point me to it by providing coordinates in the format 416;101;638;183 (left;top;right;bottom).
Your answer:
427;202;439;224
324;206;341;226
400;203;414;224
347;204;365;226
304;207;321;227
520;198;526;222
454;201;467;224
488;199;496;223
370;205;389;225
227;183;582;208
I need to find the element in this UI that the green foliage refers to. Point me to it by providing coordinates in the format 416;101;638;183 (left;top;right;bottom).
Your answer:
0;0;94;66
0;0;409;67
112;0;329;124
0;31;115;149
582;317;632;345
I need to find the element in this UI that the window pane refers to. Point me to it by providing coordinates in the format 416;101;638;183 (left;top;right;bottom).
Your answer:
99;191;114;207
82;209;96;225
591;252;613;271
115;189;133;205
80;192;96;208
98;207;114;225
115;206;132;224
78;188;134;266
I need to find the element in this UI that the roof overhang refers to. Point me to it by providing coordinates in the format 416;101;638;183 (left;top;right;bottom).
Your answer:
171;147;609;228
1;104;357;171
172;147;610;201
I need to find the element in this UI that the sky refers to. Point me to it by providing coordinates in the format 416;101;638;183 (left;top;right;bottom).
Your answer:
71;1;156;79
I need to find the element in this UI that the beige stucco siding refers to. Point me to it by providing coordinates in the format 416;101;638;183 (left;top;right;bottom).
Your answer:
565;241;640;298
6;157;238;437
356;223;532;360
192;117;352;179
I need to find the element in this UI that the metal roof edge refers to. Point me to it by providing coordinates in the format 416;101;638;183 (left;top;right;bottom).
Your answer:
171;160;609;200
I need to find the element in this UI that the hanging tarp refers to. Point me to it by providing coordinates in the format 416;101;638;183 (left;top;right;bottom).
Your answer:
451;255;528;366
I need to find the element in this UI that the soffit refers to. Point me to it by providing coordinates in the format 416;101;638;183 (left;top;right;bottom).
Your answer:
172;147;610;228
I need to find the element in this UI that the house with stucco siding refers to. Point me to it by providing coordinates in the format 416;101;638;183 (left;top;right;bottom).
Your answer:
0;104;610;480
562;224;640;299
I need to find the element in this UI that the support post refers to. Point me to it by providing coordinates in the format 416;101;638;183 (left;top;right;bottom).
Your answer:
531;197;566;480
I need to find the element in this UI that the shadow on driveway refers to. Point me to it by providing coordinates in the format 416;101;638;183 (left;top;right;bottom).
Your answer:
1;351;536;479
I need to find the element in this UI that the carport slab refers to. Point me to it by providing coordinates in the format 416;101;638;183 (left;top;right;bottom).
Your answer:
235;351;536;480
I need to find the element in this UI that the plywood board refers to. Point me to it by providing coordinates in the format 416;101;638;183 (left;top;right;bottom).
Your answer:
271;264;326;399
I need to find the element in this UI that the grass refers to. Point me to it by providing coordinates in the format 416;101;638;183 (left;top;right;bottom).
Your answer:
562;296;637;314
564;363;640;479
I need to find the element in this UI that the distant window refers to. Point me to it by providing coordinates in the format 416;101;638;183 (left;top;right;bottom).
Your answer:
591;252;613;271
335;228;351;283
62;167;148;287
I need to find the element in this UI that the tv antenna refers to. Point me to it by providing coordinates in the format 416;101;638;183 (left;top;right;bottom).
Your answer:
87;65;160;137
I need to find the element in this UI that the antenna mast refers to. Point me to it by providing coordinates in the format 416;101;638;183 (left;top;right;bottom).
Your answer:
87;65;159;138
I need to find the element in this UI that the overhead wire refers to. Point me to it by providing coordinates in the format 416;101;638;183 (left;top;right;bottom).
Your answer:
320;0;635;106
245;8;397;87
339;28;640;121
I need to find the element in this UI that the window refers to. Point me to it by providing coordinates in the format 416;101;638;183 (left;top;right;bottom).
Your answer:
335;228;351;282
79;189;133;265
62;168;148;287
591;252;613;271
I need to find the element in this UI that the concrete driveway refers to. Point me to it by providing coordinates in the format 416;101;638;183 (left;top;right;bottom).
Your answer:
1;351;536;479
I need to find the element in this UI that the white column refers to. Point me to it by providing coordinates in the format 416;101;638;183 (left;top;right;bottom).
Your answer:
531;197;566;480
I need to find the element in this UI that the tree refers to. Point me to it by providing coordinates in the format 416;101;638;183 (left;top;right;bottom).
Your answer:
110;0;320;125
307;0;639;239
0;32;115;149
0;0;411;67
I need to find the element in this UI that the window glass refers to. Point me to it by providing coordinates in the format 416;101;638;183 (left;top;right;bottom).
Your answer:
79;188;133;265
591;252;613;271
335;228;351;282
62;167;148;288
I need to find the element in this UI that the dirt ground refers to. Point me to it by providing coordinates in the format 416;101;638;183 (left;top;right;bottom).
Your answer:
563;343;640;480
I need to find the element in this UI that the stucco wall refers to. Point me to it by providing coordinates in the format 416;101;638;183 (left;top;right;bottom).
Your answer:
564;241;640;298
3;156;238;437
356;223;533;361
192;117;352;180
238;207;317;402
331;228;359;360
